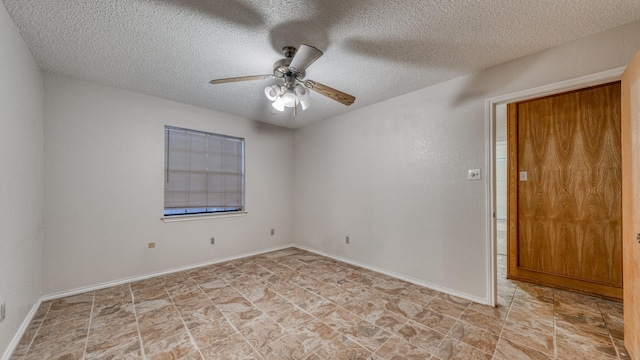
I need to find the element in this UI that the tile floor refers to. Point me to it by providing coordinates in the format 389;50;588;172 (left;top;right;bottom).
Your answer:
9;247;628;359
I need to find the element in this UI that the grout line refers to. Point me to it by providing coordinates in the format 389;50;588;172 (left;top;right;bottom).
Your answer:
159;279;206;360
80;292;96;359
237;257;390;357
492;260;557;359
190;265;267;360
368;329;394;357
18;301;53;359
553;289;558;360
129;284;147;360
505;284;560;359
431;301;473;358
287;256;454;358
492;284;516;359
596;301;623;360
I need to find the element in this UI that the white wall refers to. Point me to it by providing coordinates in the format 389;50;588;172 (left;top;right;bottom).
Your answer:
43;75;294;295
293;20;640;302
0;4;44;356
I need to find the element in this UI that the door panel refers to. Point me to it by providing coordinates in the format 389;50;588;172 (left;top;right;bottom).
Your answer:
507;82;623;300
622;49;640;360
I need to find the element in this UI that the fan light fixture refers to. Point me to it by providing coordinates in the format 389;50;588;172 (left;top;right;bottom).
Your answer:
211;45;356;113
264;84;311;112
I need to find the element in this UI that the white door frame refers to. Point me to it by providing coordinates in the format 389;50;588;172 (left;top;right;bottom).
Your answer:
483;67;625;306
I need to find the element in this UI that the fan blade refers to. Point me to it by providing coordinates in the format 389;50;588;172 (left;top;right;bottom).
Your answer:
289;45;323;72
304;80;355;106
209;75;273;85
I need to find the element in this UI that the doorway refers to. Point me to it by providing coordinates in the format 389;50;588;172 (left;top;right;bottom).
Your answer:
485;67;625;306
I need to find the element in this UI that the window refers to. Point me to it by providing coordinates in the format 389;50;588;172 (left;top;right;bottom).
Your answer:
164;126;245;216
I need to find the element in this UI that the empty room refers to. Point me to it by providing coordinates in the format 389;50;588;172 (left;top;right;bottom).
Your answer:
2;1;640;359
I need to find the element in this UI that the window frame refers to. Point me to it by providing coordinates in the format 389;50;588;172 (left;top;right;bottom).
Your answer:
162;125;246;221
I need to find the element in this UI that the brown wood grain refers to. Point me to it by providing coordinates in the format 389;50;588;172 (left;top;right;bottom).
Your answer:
303;80;356;106
507;82;623;300
622;50;640;359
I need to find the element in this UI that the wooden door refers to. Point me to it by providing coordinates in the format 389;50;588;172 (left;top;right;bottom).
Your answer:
507;82;623;300
622;50;640;359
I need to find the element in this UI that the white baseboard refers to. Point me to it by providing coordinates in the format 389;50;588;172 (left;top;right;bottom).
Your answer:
41;243;487;305
294;245;489;305
41;243;295;301
40;243;486;305
1;299;41;360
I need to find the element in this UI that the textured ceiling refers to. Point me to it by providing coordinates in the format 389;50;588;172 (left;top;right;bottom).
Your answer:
3;1;640;129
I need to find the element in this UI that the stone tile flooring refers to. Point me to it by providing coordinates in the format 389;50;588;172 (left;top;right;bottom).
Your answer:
9;247;628;359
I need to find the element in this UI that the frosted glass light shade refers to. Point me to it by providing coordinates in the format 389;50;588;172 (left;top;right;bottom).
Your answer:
272;96;285;111
294;85;309;100
282;91;297;108
267;85;311;111
264;85;280;101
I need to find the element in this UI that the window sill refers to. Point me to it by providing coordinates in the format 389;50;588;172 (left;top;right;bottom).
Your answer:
161;211;247;223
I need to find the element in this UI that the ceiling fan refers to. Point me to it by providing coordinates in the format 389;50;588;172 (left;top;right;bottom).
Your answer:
209;44;355;112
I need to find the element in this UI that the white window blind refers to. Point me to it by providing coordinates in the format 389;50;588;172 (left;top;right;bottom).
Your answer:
164;126;244;216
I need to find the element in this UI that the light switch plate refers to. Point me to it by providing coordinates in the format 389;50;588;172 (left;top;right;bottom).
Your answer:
520;171;528;181
468;169;481;180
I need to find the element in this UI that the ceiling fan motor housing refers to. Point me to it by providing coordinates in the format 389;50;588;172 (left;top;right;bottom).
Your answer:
273;54;306;80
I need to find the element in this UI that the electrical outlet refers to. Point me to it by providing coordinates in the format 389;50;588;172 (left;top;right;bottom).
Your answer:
210;237;215;245
346;236;350;244
0;300;6;323
148;242;156;249
270;228;275;236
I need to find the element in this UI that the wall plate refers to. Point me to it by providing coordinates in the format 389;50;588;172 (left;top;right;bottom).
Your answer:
468;169;481;180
